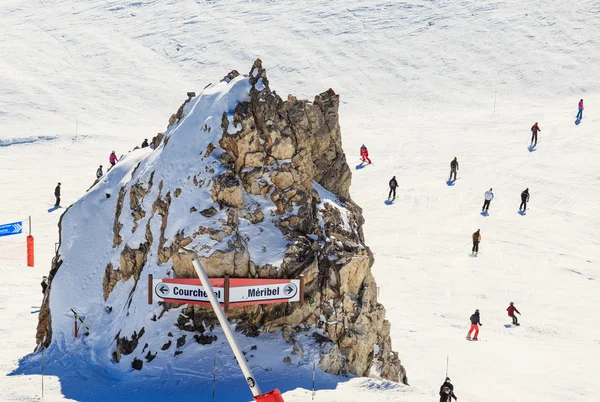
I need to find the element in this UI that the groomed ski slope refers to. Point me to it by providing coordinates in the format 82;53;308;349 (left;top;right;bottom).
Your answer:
1;0;599;401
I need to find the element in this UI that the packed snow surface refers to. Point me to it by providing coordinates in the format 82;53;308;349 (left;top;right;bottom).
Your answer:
1;0;599;401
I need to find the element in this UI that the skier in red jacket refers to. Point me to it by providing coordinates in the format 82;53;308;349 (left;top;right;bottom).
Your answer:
360;144;371;164
507;302;521;326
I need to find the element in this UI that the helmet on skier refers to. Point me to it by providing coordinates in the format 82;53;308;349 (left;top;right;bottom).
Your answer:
446;377;451;382
475;309;479;313
510;302;514;306
42;276;48;280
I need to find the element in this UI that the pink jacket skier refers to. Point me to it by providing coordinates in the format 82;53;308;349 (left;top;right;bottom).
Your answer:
109;151;118;166
577;99;584;120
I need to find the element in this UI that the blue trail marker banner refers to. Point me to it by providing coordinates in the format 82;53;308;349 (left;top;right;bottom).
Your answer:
0;221;23;237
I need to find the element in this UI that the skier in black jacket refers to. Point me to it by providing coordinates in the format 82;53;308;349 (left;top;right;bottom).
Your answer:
466;309;482;340
439;377;457;402
141;139;149;148
388;176;398;200
519;188;530;212
54;182;61;207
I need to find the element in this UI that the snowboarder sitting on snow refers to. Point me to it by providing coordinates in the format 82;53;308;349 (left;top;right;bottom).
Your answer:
41;276;48;294
388;176;398;199
449;157;459;181
471;229;481;255
360;144;371;164
54;182;61;208
439;377;457;402
141;138;149;148
507;302;521;326
109;151;118;167
577;99;584;120
530;122;541;146
466;309;482;341
482;188;494;212
519;188;530;212
96;165;103;179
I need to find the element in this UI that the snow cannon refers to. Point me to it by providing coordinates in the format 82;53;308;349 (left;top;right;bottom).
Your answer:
254;389;284;402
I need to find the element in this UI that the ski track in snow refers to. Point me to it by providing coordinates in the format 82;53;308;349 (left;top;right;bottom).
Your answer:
1;0;600;401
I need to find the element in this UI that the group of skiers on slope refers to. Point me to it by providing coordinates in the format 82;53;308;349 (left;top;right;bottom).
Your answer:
95;139;154;180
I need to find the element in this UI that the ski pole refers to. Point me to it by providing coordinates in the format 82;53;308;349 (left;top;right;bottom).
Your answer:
71;309;90;335
445;356;449;378
459;323;469;335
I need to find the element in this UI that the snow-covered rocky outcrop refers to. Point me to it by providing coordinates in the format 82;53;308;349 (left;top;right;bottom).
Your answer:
36;60;407;384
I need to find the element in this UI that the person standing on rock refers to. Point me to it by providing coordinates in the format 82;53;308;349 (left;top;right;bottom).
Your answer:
482;188;494;212
109;151;118;168
96;165;103;179
449;157;459;181
388;176;398;200
576;99;584;120
141;139;149;148
507;302;521;326
439;377;458;402
360;144;371;164
530;122;541;146
466;309;482;341
519;188;530;212
54;182;61;208
471;229;481;255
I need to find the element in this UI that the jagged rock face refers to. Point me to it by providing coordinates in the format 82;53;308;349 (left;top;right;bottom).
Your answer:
36;59;406;384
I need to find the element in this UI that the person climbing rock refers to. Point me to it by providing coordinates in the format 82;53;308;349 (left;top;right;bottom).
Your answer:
41;276;48;294
388;176;398;199
471;229;481;255
96;165;103;179
519;188;530;212
54;182;61;207
530;122;541;146
109;151;118;167
360;144;371;164
466;309;482;340
507;302;521;326
576;99;584;120
449;157;459;181
482;188;494;212
439;377;458;402
141;139;149;148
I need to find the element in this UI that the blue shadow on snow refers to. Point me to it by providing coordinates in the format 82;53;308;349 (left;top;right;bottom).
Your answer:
446;179;455;186
518;210;526;216
47;206;60;213
527;144;537;153
9;337;356;402
355;163;368;170
504;324;513;328
384;199;394;206
575;118;581;125
480;211;489;217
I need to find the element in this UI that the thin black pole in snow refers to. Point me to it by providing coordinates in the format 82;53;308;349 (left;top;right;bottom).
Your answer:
312;346;316;400
212;355;216;402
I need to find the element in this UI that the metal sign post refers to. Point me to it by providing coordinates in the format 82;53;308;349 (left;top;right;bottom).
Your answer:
180;247;262;397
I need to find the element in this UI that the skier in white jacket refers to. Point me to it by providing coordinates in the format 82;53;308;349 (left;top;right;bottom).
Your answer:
482;188;494;212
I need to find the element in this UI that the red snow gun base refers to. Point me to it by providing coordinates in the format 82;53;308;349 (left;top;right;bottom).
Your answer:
254;389;284;402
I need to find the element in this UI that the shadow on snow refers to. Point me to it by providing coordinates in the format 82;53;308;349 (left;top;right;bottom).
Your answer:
446;179;455;186
9;341;353;402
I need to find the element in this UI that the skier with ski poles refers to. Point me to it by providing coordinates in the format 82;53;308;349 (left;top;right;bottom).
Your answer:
471;229;481;256
449;157;459;181
576;99;584;120
530;122;541;146
388;176;398;200
507;302;521;326
482;188;494;212
519;188;530;212
439;377;458;402
466;309;482;341
360;144;371;164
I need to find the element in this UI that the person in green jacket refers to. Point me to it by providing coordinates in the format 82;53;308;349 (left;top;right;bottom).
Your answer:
449;157;459;181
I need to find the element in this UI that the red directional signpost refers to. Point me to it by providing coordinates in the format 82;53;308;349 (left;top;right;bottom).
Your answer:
147;249;304;402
